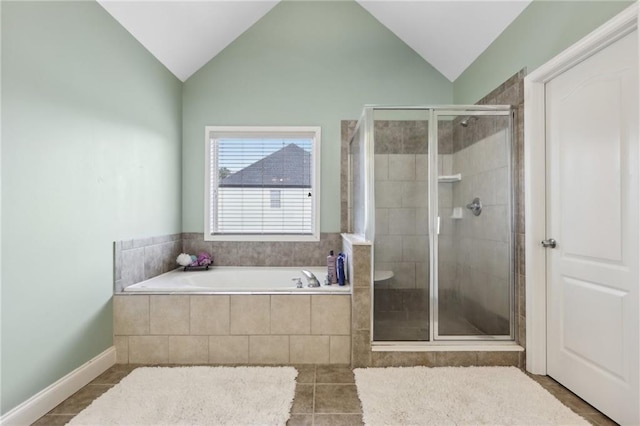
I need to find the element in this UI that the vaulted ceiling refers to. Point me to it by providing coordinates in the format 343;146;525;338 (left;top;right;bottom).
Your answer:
97;0;532;82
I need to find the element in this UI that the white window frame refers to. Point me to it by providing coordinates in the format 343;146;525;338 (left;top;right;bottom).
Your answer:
204;126;321;242
270;190;282;209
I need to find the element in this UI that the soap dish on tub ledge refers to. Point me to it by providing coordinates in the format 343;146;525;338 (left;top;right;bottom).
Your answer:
182;264;211;272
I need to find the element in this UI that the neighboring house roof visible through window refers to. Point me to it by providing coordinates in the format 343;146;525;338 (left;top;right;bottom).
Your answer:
219;143;311;188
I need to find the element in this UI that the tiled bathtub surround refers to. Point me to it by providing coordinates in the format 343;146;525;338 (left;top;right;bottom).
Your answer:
114;294;351;365
113;234;350;367
114;232;344;292
114;234;182;293
183;232;344;267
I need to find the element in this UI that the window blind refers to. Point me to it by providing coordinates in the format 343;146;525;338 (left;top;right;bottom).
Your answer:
210;138;314;235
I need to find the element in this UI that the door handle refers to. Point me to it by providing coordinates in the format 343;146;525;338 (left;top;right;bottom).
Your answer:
541;238;557;248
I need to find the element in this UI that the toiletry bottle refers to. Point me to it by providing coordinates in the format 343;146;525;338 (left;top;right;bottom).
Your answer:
327;250;338;284
337;252;346;286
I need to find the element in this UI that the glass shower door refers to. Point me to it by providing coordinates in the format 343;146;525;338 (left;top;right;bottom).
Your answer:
434;110;513;340
371;108;430;341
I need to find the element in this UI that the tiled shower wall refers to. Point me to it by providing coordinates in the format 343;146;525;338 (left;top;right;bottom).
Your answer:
475;70;526;350
372;122;431;336
449;127;511;334
366;116;512;336
374;151;429;289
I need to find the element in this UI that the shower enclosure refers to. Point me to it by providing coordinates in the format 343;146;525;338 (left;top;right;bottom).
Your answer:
349;106;514;343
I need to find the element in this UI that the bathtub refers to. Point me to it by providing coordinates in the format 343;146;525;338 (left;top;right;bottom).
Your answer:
123;266;350;294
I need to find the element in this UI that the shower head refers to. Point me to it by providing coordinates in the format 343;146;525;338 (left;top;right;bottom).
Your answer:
460;116;477;127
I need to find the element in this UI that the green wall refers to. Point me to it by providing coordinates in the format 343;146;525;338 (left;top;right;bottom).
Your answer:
182;0;452;233
1;1;182;414
454;0;634;104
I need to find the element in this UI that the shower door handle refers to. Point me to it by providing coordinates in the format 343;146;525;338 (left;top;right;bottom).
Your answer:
541;238;557;248
436;216;441;235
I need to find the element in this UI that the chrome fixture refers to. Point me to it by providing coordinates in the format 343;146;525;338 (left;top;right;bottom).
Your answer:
460;116;478;127
541;238;557;248
301;270;321;287
292;278;303;288
466;197;482;216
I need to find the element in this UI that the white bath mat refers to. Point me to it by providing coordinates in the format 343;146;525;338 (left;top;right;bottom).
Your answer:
68;366;297;425
354;366;589;425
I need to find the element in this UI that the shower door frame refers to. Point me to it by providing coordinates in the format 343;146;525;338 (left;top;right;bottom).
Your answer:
365;105;516;345
429;107;515;342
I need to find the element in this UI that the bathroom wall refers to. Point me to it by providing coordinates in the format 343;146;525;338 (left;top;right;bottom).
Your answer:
453;0;633;103
182;0;453;236
1;1;182;415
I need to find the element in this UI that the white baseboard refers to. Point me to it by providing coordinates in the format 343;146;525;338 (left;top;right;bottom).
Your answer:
1;346;115;426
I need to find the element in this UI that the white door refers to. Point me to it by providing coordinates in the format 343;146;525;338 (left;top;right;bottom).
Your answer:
545;30;639;425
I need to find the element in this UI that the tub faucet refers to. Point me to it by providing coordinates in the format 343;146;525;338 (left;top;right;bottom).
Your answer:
301;270;321;287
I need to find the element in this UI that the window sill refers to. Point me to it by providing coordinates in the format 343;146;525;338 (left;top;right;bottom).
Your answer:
205;234;320;242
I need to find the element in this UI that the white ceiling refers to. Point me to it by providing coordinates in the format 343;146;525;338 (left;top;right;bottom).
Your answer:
98;0;279;81
98;0;532;83
357;0;532;81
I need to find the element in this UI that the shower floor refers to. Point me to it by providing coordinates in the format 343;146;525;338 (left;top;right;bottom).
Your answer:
373;304;485;341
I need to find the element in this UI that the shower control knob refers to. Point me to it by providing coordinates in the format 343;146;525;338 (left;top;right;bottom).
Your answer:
541;238;557;248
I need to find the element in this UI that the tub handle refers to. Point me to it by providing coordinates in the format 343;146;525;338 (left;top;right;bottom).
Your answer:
292;278;303;288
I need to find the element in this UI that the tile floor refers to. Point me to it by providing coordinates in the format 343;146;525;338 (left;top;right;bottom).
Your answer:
33;364;617;426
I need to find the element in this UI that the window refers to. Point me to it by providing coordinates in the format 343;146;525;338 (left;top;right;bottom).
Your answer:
205;126;321;241
270;190;282;209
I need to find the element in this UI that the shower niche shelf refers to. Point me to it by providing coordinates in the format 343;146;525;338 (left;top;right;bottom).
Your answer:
438;173;462;183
